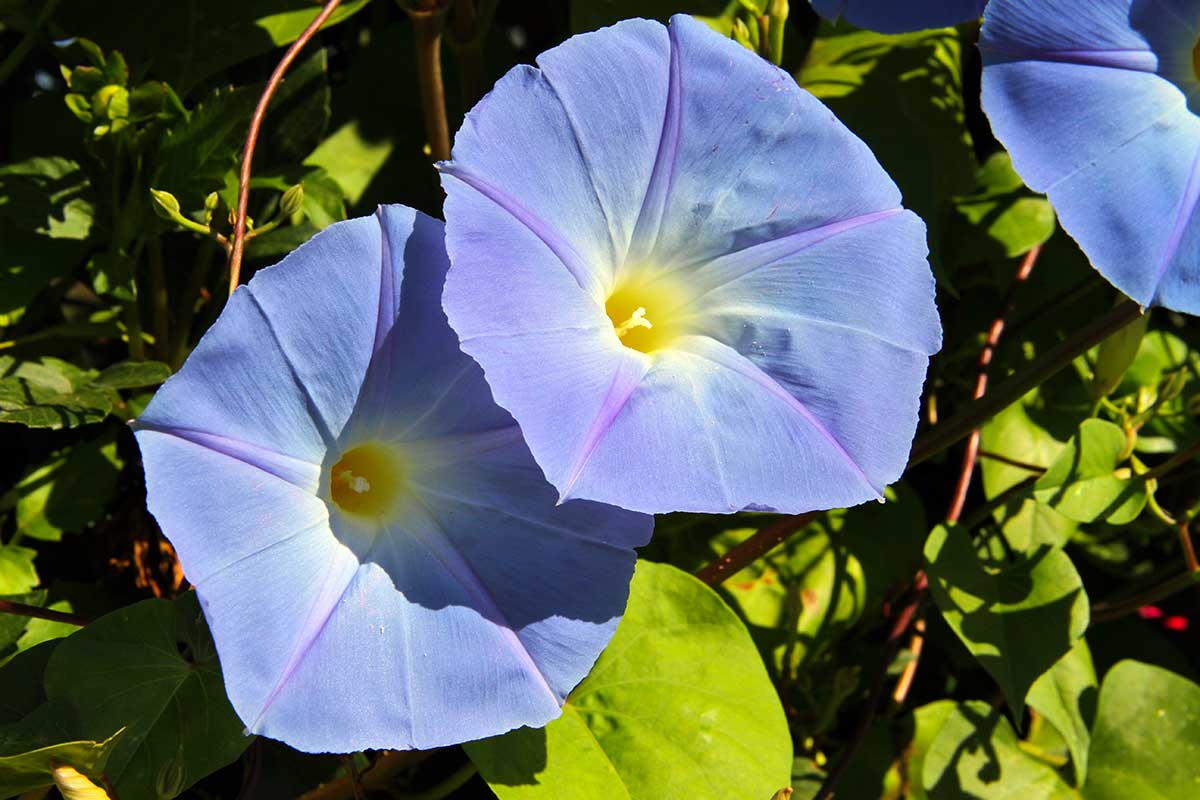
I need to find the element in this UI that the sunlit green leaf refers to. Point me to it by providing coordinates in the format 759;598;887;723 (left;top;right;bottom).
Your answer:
946;151;1056;266
0;729;123;797
1083;661;1200;800
0;546;38;594
924;524;1089;719
467;561;792;800
1026;637;1096;786
1034;419;1146;525
980;391;1079;552
922;701;1075;799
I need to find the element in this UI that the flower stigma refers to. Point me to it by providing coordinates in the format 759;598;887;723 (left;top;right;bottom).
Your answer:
329;442;409;518
603;271;692;354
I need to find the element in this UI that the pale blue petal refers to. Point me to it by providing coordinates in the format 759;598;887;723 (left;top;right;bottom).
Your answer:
134;288;332;468
643;15;902;267
138;205;649;752
981;0;1200;311
438;19;674;296
244;215;384;441
442;15;939;513
810;0;988;33
1048;105;1200;312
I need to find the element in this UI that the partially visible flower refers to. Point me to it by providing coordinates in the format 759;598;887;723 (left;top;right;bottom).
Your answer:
133;207;651;752
981;0;1200;314
440;15;941;515
809;0;988;33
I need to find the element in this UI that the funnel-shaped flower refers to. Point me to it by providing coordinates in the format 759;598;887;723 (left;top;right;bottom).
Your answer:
133;207;651;752
981;0;1200;314
810;0;988;33
440;14;941;515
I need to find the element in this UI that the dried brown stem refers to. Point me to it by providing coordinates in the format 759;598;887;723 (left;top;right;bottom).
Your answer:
227;0;343;295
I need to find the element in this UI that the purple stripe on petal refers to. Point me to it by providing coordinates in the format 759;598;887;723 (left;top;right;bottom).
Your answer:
980;44;1160;73
132;422;322;492
244;554;360;733
439;166;604;297
399;502;562;703
627;22;683;264
674;336;883;499
687;208;903;297
559;355;652;501
1153;138;1200;303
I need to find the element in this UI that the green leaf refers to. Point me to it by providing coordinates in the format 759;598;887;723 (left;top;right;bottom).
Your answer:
44;592;253;800
921;701;1075;799
0;157;95;326
1091;312;1150;399
924;524;1089;720
53;0;369;94
946;151;1057;266
0;729;123;797
798;24;975;284
980;391;1079;552
152;86;259;213
1034;419;1146;525
0;546;38;594
676;485;925;676
1083;660;1200;800
1026;637;1097;786
12;433;123;542
94;360;170;389
0;358;119;429
466;561;792;800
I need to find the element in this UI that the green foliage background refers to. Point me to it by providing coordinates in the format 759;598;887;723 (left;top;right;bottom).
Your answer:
1;1;1199;798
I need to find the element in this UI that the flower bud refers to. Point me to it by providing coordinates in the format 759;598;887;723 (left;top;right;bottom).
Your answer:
279;183;305;218
51;765;111;800
150;188;182;221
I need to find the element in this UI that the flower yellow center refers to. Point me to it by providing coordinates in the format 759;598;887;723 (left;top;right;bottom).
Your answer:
604;272;690;354
329;443;408;518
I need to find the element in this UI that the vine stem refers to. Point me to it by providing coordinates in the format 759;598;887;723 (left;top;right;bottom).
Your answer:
0;598;91;627
227;0;343;295
907;297;1143;468
695;512;818;585
410;2;452;163
814;249;1042;800
945;245;1041;522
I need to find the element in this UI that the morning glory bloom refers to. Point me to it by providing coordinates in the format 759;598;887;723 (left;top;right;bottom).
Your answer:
132;207;651;752
439;14;941;515
810;0;988;33
981;0;1200;314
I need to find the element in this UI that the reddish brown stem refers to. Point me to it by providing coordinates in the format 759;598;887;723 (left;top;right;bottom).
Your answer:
0;598;90;627
815;248;1042;800
298;750;432;800
946;245;1041;523
1179;520;1200;574
695;513;818;585
227;0;343;295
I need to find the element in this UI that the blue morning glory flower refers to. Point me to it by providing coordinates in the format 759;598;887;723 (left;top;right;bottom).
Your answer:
981;0;1200;314
809;0;988;33
132;207;651;752
439;14;942;515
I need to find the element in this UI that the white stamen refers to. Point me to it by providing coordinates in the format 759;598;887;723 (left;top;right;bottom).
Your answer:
614;306;653;338
339;470;372;494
